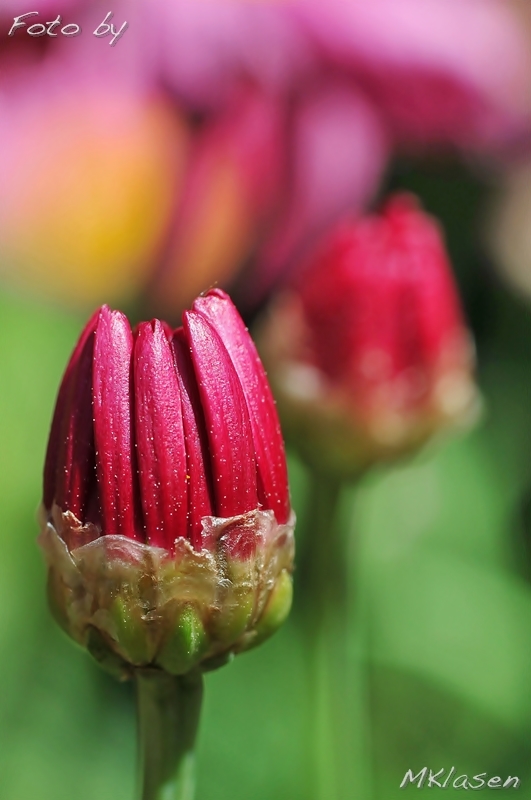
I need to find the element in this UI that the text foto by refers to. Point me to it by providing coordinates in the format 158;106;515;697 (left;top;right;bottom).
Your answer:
8;12;128;46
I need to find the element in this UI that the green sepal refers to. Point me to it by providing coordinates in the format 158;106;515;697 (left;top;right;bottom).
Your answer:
241;570;293;652
210;587;255;644
46;567;71;636
201;651;234;673
109;595;154;666
157;604;208;675
39;506;296;679
86;626;131;681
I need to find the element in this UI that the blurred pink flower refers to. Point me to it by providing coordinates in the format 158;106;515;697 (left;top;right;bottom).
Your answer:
146;88;286;315
0;0;529;314
291;0;531;148
153;0;530;147
1;1;81;13
0;56;186;308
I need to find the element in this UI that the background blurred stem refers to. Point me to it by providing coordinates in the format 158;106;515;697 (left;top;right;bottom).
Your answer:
299;472;372;800
346;482;374;800
135;669;203;800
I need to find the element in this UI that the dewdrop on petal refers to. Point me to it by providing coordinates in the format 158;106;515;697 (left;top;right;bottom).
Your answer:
39;290;294;679
258;194;480;477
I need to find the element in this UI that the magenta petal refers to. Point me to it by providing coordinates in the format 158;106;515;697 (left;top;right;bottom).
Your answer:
54;323;96;521
134;321;188;550
183;310;258;518
93;306;140;540
43;308;99;514
172;330;214;550
194;290;290;524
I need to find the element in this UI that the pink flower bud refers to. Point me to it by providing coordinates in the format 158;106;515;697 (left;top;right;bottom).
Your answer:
39;290;294;677
258;194;479;476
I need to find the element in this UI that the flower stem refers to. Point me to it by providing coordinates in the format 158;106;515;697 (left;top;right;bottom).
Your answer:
135;669;203;800
299;472;372;800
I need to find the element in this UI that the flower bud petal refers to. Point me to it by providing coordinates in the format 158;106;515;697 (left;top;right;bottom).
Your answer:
93;306;140;540
183;310;258;517
193;289;290;524
54;326;97;521
171;331;214;550
43;309;99;517
134;321;188;550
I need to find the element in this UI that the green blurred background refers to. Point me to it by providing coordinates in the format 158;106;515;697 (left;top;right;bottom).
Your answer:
2;161;531;798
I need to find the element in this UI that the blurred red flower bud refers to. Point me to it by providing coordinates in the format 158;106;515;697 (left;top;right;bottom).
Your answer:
258;194;480;476
39;290;294;677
